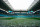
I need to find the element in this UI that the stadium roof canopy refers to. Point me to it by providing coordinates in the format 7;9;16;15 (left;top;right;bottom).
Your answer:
0;0;12;11
0;0;40;11
30;0;40;11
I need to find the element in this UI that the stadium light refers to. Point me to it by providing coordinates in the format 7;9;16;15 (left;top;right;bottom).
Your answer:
8;0;34;11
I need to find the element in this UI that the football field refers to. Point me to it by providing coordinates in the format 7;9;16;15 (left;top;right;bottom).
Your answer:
0;17;40;26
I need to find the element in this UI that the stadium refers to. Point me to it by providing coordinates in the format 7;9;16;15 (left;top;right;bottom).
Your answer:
0;0;40;27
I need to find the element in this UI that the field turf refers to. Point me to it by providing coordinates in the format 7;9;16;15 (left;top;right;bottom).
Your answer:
0;17;40;26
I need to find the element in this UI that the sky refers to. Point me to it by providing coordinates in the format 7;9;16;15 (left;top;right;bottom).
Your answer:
8;0;34;11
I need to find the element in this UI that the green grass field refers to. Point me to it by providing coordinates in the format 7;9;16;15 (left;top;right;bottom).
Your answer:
0;17;40;20
0;17;40;26
0;17;16;20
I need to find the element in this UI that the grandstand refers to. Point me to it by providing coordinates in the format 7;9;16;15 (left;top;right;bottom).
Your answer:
0;0;40;17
